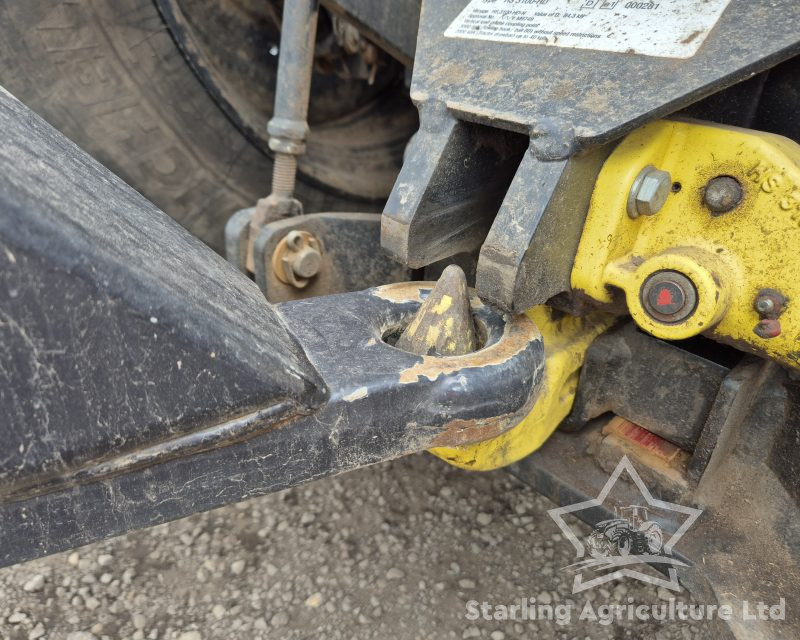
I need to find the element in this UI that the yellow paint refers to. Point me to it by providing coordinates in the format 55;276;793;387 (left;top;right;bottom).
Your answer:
398;310;540;385
572;119;800;368
430;307;615;470
404;312;423;337
426;325;441;344
433;295;453;314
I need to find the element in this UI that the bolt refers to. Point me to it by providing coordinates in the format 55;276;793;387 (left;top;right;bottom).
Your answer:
754;318;781;339
291;246;322;279
272;230;323;289
753;289;787;318
755;297;775;315
640;270;698;324
627;165;672;218
271;153;298;198
703;176;743;214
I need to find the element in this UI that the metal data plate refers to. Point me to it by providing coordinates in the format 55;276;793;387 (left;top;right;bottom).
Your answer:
411;0;800;158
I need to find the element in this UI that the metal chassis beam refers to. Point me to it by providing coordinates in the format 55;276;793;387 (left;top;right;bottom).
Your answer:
0;87;543;568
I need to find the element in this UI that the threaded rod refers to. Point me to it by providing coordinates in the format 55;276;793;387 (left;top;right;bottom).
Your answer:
271;153;298;197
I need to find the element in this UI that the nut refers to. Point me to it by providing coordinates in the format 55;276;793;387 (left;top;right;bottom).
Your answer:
272;230;323;289
627;165;672;218
703;176;743;214
640;270;698;324
753;289;787;319
754;318;781;339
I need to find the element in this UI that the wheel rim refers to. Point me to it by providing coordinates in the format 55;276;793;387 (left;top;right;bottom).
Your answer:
155;0;418;201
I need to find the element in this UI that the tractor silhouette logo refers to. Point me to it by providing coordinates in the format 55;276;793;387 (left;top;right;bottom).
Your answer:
587;505;664;558
548;456;703;593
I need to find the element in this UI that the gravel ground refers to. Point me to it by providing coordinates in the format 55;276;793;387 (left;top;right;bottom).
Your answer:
0;454;715;640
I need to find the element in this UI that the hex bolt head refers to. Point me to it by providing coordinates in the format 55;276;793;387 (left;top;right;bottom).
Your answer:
627;165;672;218
291;246;322;279
271;230;323;289
754;318;782;339
704;176;743;214
640;270;698;324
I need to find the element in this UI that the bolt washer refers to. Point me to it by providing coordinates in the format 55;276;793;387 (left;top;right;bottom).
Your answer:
271;230;323;289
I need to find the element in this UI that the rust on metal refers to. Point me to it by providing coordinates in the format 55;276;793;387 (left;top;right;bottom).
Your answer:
271;229;323;289
397;315;539;384
603;416;682;463
427;373;541;449
600;416;690;488
754;318;782;339
430;411;524;448
754;288;788;319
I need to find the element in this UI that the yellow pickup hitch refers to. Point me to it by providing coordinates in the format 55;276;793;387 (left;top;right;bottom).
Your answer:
429;306;615;471
572;119;800;368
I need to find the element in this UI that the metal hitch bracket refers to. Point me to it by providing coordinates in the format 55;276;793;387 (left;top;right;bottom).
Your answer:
0;88;544;568
572;119;800;370
382;0;800;313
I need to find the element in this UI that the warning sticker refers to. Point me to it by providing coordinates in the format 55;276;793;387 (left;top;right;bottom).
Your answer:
444;0;731;59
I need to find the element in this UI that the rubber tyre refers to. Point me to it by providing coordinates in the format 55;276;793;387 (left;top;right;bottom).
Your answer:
0;0;365;253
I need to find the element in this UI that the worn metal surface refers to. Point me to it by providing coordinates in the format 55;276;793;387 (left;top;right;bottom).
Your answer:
432;305;615;471
409;0;800;156
0;88;544;567
382;107;527;268
560;322;738;451
285;281;544;453
249;211;411;302
0;84;315;562
0;86;324;486
474;143;614;312
511;360;800;640
395;265;477;356
572;119;800;368
322;0;421;66
0;274;544;567
383;0;800;311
